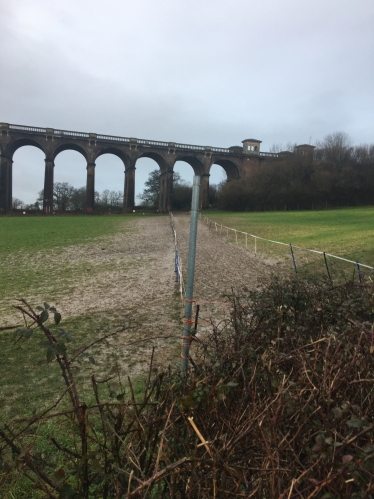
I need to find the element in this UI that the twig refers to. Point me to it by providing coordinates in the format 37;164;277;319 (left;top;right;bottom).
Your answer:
188;417;213;457
128;457;192;497
0;324;23;331
154;401;176;474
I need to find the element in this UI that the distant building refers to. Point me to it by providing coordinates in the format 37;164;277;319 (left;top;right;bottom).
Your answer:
295;144;315;157
242;138;262;155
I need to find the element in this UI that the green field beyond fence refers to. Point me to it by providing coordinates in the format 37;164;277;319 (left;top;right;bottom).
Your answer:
203;207;374;280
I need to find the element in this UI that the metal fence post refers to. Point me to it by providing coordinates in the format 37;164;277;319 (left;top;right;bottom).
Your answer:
290;244;297;274
181;175;200;373
324;252;333;284
356;261;363;283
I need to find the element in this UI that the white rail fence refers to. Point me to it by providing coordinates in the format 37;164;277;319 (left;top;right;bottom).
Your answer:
201;215;373;283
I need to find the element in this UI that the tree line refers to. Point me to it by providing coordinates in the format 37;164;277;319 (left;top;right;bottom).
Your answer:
217;132;374;211
13;183;123;212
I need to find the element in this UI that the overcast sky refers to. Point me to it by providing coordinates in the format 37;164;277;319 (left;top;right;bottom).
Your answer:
1;0;373;204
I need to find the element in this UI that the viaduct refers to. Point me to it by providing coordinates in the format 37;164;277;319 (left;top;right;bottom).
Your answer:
0;122;284;214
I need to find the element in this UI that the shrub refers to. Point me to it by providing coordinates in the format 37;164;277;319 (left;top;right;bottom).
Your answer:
1;277;374;498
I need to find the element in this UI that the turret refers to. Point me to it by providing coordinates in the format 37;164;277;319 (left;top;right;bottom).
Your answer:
242;138;261;155
295;144;315;157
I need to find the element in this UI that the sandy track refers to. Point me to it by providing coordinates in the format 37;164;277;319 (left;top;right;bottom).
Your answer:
172;214;274;334
2;214;275;375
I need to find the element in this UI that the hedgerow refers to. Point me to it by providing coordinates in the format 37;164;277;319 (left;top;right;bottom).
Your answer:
1;276;374;498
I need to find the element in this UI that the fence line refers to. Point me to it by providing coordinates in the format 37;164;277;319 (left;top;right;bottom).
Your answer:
201;215;373;280
170;213;185;301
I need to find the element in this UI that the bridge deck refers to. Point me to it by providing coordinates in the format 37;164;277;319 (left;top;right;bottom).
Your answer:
4;123;278;158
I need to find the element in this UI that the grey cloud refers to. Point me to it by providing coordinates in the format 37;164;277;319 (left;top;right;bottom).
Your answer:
1;0;373;203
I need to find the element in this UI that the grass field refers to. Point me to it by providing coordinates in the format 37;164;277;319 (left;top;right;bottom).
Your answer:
0;214;126;254
1;208;373;417
0;215;136;316
0;216;142;496
0;215;139;417
0;208;373;497
203;207;374;277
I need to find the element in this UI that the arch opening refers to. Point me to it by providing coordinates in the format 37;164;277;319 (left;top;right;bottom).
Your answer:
174;155;204;176
172;160;194;211
135;157;165;209
95;147;130;166
95;153;126;212
138;152;169;173
202;160;239;210
12;146;46;210
53;150;88;211
52;143;88;162
211;159;240;181
208;164;228;207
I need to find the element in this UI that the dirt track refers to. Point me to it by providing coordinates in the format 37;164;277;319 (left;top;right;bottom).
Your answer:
2;214;275;375
173;213;274;334
112;212;275;372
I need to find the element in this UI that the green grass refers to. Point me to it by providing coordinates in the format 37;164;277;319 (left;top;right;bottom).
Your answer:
203;207;374;266
0;309;152;498
0;214;170;419
0;253;135;301
0;214;127;254
0;311;139;420
0;215;138;321
0;214;172;498
0;215;139;419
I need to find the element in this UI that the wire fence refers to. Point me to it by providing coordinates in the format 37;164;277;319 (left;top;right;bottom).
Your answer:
170;213;234;335
170;212;185;302
201;215;374;284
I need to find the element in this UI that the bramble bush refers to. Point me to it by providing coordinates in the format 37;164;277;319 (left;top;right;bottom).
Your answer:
1;276;374;498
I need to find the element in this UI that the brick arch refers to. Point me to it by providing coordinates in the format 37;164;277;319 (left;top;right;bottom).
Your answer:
94;147;131;168
210;158;240;180
51;143;89;162
174;155;205;176
134;153;175;213
5;137;46;160
137;151;171;173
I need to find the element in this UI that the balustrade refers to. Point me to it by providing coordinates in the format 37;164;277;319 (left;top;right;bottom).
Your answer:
5;122;277;157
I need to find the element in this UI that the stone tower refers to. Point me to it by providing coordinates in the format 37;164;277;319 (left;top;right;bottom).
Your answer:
242;138;262;155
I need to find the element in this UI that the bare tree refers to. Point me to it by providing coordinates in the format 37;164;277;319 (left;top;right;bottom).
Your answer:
315;132;352;165
12;198;25;209
270;142;297;153
53;182;75;211
109;190;122;207
70;187;86;211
